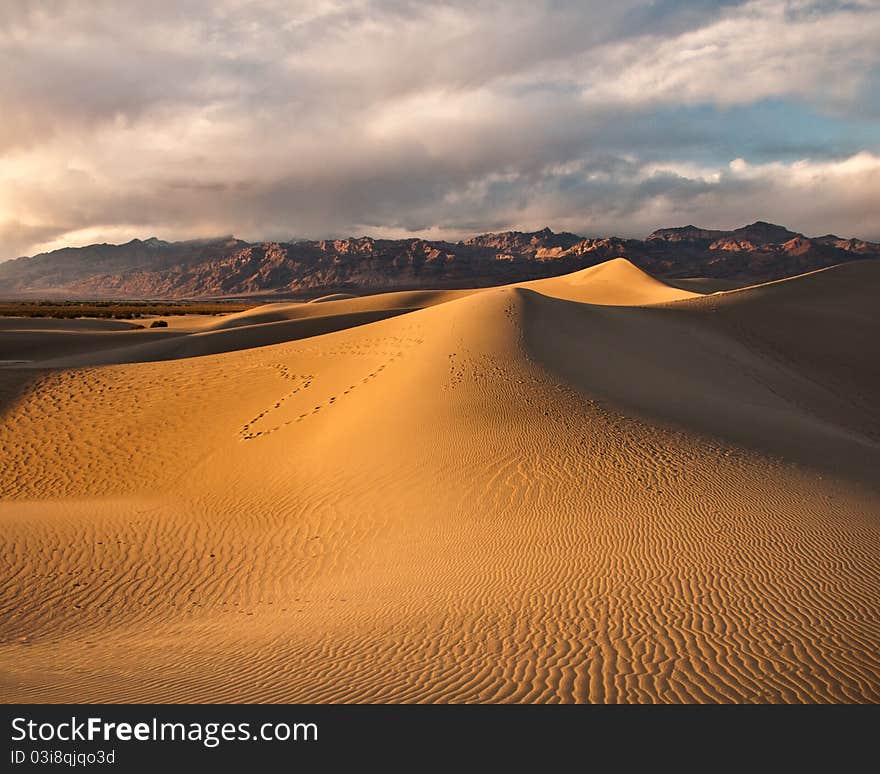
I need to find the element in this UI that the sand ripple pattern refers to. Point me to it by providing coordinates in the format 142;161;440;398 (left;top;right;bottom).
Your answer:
1;262;879;703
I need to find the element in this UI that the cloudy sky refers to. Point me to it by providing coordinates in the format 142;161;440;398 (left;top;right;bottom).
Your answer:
1;0;878;258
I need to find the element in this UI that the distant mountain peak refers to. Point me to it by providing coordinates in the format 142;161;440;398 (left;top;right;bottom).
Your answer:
1;222;876;299
647;221;803;246
646;224;725;242
731;221;801;245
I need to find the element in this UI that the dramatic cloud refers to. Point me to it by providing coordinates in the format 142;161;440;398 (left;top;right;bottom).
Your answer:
1;0;878;257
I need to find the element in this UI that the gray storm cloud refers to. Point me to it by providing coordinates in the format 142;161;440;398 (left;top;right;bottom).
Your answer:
1;0;878;258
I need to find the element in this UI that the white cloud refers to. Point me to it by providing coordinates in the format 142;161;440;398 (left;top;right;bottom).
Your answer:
508;151;880;239
0;1;878;257
578;0;880;109
729;151;880;182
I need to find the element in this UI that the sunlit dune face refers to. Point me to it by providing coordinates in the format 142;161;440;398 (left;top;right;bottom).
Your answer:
1;258;879;702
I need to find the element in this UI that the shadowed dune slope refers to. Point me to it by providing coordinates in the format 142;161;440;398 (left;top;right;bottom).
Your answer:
0;289;481;367
0;329;181;364
309;293;359;303
26;309;412;368
663;277;751;293
666;260;880;437
520;268;879;484
0;259;878;703
204;289;477;331
0;317;141;332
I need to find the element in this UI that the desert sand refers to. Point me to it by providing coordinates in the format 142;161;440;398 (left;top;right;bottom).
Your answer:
1;258;878;703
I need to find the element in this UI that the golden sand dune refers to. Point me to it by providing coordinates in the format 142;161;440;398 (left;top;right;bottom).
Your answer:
521;257;700;305
1;259;878;703
309;293;359;303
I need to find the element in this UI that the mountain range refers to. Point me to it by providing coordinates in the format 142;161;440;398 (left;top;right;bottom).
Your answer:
1;221;878;299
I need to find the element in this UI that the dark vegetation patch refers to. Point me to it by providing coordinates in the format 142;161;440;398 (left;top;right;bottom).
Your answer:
0;301;255;319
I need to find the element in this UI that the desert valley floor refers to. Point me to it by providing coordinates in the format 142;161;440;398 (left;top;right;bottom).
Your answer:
1;258;879;703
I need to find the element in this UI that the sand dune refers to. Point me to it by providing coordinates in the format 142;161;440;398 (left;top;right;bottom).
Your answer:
26;310;416;368
520;257;700;305
309;293;359;303
1;259;878;703
204;289;477;331
663;277;750;293
1;290;481;368
0;317;141;332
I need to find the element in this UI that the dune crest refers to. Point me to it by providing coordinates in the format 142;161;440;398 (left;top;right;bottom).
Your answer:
520;257;700;305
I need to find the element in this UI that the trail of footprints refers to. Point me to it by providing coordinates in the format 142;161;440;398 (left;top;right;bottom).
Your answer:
240;335;423;441
447;351;524;391
240;369;314;440
446;298;528;391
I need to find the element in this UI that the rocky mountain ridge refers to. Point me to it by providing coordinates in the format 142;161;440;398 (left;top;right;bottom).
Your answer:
2;222;877;298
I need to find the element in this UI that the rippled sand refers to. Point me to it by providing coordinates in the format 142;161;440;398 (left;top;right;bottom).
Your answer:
1;258;878;702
